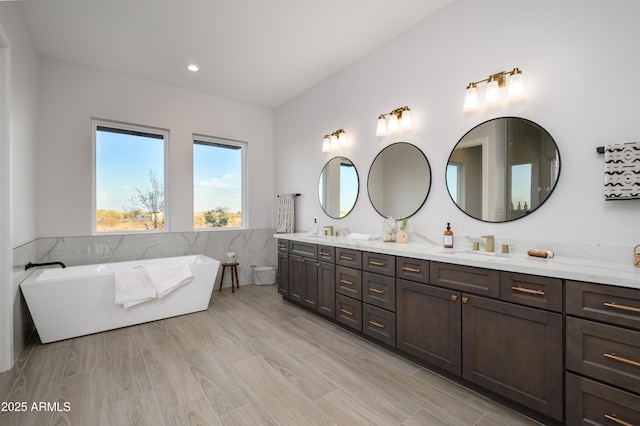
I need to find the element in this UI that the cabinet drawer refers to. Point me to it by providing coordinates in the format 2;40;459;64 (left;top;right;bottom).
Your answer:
363;252;395;277
567;280;640;331
317;245;335;263
566;373;640;426
430;262;499;298
336;294;362;332
396;257;430;284
336;247;362;269
362;272;396;311
567;317;640;395
336;266;362;300
500;272;562;312
290;241;317;259
277;239;289;253
363;304;396;347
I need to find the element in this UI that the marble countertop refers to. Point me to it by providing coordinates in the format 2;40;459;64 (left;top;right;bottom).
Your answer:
275;233;640;291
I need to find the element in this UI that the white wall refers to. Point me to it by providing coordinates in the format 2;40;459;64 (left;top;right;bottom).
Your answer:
37;57;274;237
274;0;640;246
0;2;39;371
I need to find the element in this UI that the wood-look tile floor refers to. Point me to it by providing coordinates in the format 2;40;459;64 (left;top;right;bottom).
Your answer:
0;285;544;425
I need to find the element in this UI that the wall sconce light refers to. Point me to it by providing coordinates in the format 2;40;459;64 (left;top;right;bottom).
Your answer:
463;68;525;112
322;129;347;152
376;106;411;137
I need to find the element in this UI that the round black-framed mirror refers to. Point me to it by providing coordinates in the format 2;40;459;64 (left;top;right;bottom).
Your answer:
446;117;561;222
318;156;359;219
367;142;432;219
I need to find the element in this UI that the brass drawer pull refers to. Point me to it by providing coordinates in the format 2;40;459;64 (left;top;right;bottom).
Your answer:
369;260;385;267
298;258;305;263
451;295;458;302
340;308;354;316
340;279;354;286
604;352;640;368
278;243;286;249
511;286;545;296
369;288;385;294
401;266;420;273
462;297;469;304
320;252;331;258
369;320;385;329
604;302;640;314
604;414;634;426
340;255;354;261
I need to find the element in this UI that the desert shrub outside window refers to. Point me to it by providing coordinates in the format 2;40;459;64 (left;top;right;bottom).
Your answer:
93;119;168;233
193;135;246;230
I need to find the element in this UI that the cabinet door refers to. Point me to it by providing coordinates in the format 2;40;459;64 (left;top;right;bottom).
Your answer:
288;255;304;303
277;252;289;297
317;261;335;319
396;279;461;375
461;295;563;421
302;258;318;310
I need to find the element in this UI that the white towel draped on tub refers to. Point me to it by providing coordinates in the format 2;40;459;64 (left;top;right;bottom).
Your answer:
114;267;156;309
139;264;193;297
604;141;640;200
115;264;194;309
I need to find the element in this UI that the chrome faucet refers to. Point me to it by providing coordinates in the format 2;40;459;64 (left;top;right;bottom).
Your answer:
323;226;334;236
480;235;495;252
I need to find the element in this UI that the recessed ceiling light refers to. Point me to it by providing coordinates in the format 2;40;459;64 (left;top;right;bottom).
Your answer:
186;64;199;72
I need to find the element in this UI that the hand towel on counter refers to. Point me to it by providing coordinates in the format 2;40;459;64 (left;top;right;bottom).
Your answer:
114;267;156;309
139;264;193;297
604;141;640;200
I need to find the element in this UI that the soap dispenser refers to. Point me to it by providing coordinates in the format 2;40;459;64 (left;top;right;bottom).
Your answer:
443;223;454;248
312;219;319;235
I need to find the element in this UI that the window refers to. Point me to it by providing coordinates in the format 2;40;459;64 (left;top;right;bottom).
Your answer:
93;119;168;233
193;135;246;229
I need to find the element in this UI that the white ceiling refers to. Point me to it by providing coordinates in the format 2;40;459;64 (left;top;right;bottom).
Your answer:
18;0;452;108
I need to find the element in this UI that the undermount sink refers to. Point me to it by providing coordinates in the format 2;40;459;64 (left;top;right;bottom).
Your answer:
441;250;511;262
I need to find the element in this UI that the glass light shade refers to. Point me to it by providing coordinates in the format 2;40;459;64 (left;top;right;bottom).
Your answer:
388;113;399;133
322;136;330;152
330;134;338;149
507;72;525;100
463;85;479;111
338;131;347;145
485;79;500;105
400;109;412;129
376;116;387;136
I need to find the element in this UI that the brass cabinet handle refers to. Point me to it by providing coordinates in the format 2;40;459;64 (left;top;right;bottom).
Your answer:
604;414;634;426
340;279;354;286
511;286;545;296
401;266;420;273
451;295;458;302
369;260;385;267
320;252;331;258
278;243;286;249
340;308;353;316
604;302;640;314
316;262;321;267
369;288;385;294
604;352;640;368
298;258;304;263
369;320;385;329
340;255;354;261
462;297;469;304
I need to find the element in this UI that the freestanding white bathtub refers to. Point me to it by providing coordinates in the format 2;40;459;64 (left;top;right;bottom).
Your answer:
20;255;220;343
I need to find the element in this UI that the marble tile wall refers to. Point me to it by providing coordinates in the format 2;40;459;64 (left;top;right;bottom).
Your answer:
14;228;278;286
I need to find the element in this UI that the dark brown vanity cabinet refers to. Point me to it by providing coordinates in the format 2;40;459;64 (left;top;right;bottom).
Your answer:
278;240;567;422
277;251;289;297
566;281;640;425
284;242;336;317
398;261;563;421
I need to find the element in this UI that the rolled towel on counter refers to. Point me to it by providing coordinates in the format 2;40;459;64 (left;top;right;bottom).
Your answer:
527;249;554;258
